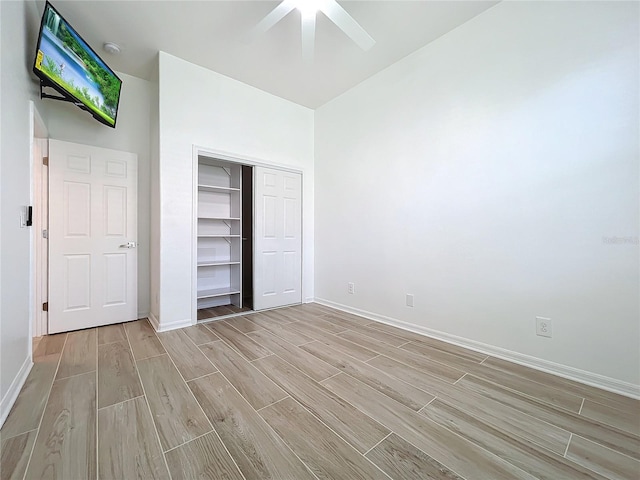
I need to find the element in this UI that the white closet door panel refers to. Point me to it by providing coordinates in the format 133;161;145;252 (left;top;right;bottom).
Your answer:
253;167;302;310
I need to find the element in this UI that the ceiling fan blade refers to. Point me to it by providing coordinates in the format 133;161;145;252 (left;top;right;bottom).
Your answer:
252;0;297;37
301;13;316;62
321;1;375;51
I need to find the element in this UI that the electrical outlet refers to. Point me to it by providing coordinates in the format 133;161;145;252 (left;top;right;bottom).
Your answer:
406;294;414;307
536;317;552;338
347;282;355;294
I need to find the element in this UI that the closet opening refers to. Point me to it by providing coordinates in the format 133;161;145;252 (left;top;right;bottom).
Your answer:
196;158;253;321
194;149;303;324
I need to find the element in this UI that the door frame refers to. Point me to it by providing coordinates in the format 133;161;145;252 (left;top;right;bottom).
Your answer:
30;101;48;340
191;145;305;325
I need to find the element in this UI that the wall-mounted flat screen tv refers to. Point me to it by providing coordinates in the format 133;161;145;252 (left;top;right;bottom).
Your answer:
33;2;122;128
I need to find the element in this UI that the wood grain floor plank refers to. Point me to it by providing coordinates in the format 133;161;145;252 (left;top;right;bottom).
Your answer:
259;397;390;480
344;323;409;347
365;432;465;480
26;372;96;480
459;374;640;460
0;352;60;438
248;330;340;382
401;340;483;371
189;373;315;480
98;396;170;480
365;322;489;365
301;316;350;334
580;399;640;436
421;399;606;480
312;312;368;331
367;355;572;455
403;335;489;363
318;310;373;327
180;324;220;345
136;354;211;451
277;306;321;321
363;320;435;343
56;328;97;380
467;361;584;413
247;316;315;345
199;341;287;410
254;354;390;453
294;302;337;316
32;333;67;361
258;309;298;324
97;324;126;345
0;430;37;480
286;321;379;362
302;341;435;410
157;329;217;381
323;373;537;480
124;319;166;360
566;434;640;480
207;321;272;361
483;356;639;413
225;315;264;333
164;432;244;480
341;330;465;382
98;340;143;408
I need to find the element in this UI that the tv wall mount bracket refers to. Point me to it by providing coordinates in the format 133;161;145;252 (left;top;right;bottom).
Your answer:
39;79;90;113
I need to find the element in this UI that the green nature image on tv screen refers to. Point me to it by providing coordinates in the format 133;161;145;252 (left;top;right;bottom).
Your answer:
34;2;122;127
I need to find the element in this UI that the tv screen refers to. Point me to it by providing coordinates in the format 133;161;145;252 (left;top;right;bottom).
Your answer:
33;2;122;128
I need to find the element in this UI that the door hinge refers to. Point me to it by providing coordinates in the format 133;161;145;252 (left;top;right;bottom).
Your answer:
42;302;48;312
42;229;48;239
43;156;49;166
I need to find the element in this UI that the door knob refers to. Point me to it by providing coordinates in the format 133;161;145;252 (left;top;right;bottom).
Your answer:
119;241;137;249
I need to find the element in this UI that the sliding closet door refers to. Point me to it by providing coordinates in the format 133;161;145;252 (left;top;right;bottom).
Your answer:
253;167;302;310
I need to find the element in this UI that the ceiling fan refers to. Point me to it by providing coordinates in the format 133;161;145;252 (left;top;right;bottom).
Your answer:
253;0;376;61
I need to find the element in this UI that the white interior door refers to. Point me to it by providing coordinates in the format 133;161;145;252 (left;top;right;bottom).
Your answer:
49;139;137;333
253;167;302;310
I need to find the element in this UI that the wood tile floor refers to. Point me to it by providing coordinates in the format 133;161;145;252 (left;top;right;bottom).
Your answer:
1;303;639;479
197;304;253;322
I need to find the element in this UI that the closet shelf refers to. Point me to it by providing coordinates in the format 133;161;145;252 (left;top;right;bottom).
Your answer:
198;216;240;221
198;184;240;193
197;234;241;238
197;261;240;267
197;287;241;299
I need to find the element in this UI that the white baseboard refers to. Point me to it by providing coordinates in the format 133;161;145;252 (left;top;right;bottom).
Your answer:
304;297;315;304
0;356;33;429
148;312;194;332
314;298;640;400
147;312;160;330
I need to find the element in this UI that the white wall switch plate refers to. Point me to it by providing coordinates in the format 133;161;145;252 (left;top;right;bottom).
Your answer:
406;294;414;307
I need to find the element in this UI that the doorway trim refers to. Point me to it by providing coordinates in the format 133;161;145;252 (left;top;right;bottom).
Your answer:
30;101;48;339
191;145;305;326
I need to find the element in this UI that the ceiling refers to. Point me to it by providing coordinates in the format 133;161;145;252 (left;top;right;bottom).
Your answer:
49;1;499;108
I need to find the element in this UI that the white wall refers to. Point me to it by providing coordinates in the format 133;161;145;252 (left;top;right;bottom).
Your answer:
149;59;160;322
155;52;314;329
315;1;639;388
0;0;42;417
45;72;154;317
